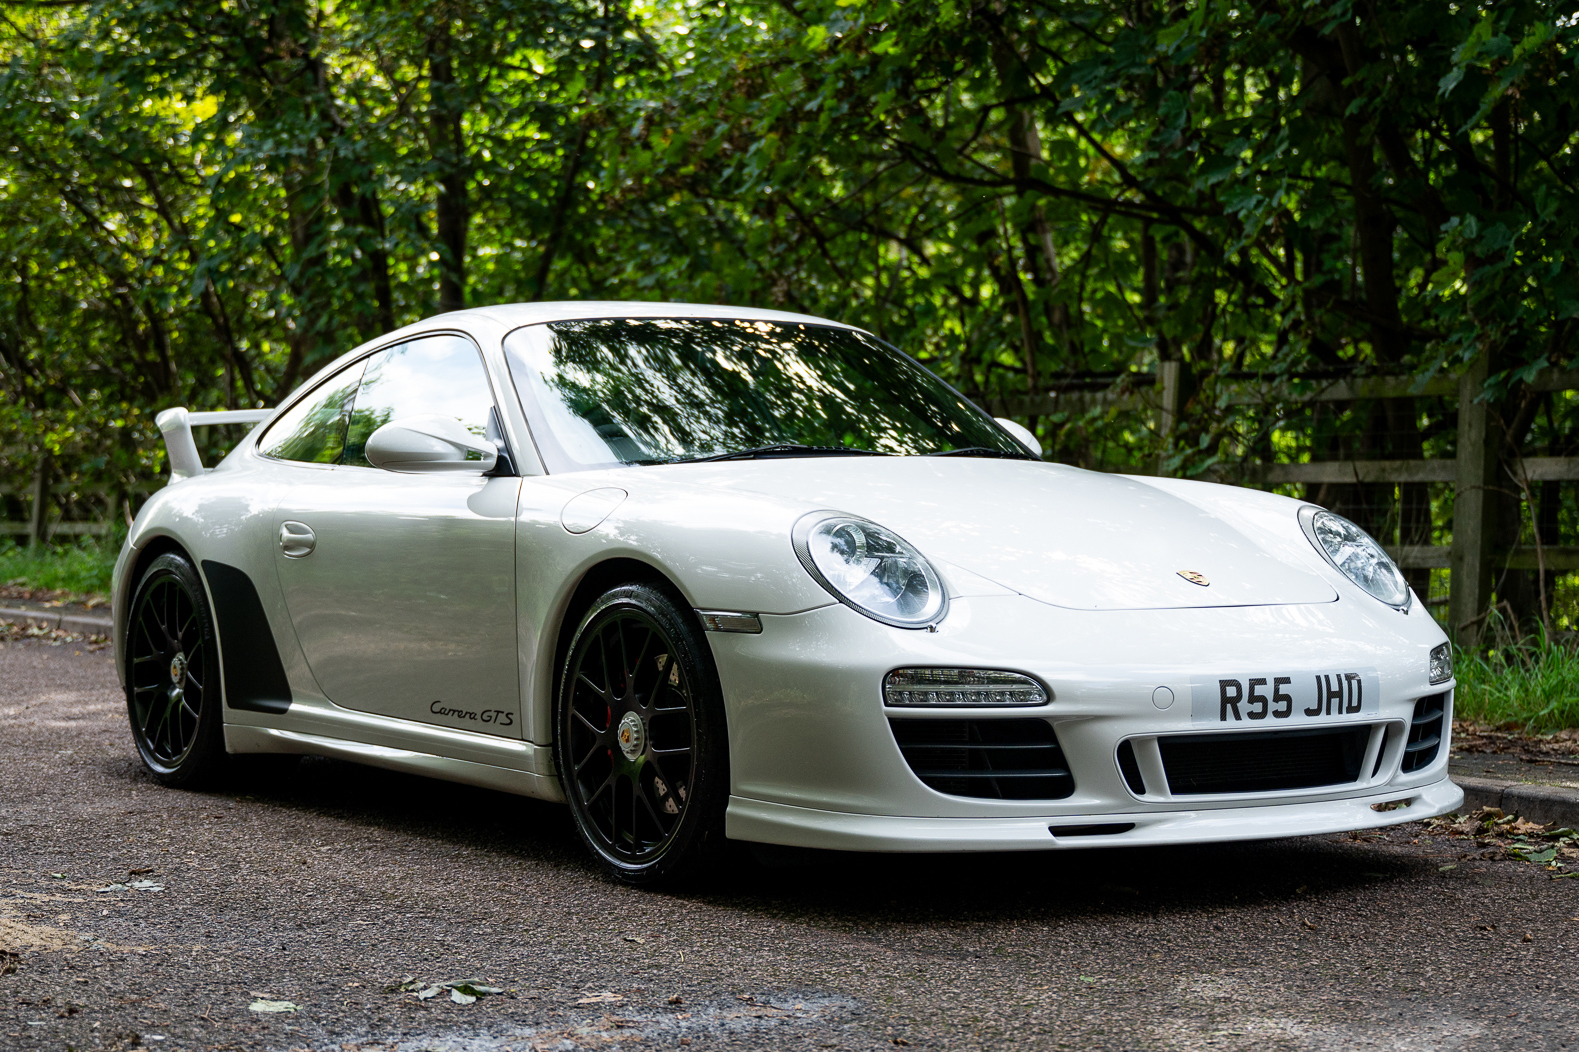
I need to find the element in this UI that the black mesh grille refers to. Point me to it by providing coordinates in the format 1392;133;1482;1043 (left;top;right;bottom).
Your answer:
1401;693;1446;773
1116;739;1146;795
889;718;1074;800
1159;726;1371;795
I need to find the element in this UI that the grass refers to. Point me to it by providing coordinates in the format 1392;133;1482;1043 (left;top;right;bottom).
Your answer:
1454;624;1579;733
0;533;121;599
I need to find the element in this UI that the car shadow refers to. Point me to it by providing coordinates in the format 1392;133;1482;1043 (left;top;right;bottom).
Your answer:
124;751;1430;926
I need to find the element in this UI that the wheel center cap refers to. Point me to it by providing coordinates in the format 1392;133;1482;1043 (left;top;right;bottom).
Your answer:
616;711;645;762
169;652;187;686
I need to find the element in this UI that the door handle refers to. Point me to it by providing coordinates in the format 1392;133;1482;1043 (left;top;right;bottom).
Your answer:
279;521;316;559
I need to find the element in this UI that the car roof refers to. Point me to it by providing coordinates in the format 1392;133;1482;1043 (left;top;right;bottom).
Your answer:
422;300;863;332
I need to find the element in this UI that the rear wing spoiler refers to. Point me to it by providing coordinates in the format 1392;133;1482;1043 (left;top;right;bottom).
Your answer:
155;407;273;483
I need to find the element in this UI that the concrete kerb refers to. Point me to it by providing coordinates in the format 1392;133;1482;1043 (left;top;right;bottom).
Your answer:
0;605;112;636
1453;775;1579;829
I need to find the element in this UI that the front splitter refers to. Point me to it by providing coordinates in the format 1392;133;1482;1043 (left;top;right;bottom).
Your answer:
724;776;1463;853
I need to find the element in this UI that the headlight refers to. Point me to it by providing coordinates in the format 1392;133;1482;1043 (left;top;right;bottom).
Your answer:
1429;642;1453;685
1298;506;1411;610
792;512;946;628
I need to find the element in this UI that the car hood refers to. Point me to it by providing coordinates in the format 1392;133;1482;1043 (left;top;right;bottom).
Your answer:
666;457;1337;610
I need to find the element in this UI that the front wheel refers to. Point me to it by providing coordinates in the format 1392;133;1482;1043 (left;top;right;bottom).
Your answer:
554;583;730;885
124;552;227;787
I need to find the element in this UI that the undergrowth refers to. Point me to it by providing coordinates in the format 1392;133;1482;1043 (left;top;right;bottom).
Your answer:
1454;611;1579;732
0;533;121;598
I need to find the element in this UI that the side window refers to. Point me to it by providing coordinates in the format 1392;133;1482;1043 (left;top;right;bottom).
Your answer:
342;335;497;468
257;362;366;464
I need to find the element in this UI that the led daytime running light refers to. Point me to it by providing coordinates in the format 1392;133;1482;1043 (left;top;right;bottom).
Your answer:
884;668;1048;707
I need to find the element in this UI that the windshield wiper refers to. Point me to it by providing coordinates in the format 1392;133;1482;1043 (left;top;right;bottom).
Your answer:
663;444;893;464
926;446;1035;460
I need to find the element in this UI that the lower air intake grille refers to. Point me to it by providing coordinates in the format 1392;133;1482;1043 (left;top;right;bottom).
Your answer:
1159;726;1371;795
1401;693;1447;773
889;718;1074;800
1116;739;1147;795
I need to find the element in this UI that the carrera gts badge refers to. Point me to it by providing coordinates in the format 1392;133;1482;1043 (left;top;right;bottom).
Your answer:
1177;570;1209;587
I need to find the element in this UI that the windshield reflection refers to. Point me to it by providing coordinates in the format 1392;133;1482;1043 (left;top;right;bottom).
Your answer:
502;318;1023;472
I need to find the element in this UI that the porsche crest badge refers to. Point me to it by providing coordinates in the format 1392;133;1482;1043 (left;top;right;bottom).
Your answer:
1177;570;1209;587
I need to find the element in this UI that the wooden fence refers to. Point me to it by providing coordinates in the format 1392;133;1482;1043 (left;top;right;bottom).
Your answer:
0;459;157;545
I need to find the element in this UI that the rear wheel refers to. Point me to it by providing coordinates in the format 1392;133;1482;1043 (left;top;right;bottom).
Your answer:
125;553;227;787
554;583;729;885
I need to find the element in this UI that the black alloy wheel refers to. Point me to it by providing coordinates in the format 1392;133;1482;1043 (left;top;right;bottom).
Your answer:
555;583;729;884
125;552;226;786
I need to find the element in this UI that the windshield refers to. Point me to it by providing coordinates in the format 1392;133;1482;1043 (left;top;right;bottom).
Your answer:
501;317;1025;471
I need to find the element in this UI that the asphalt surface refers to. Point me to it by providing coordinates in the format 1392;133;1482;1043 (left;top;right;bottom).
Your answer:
3;642;1579;1052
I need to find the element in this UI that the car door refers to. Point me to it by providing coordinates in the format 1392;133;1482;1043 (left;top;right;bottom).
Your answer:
266;333;523;738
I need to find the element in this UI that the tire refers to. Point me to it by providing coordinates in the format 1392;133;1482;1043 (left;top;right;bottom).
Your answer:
554;583;730;885
124;552;228;788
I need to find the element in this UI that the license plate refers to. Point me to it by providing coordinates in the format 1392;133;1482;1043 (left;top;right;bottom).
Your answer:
1189;669;1380;726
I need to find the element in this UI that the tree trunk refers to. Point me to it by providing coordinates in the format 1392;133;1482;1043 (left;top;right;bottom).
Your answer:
429;24;469;314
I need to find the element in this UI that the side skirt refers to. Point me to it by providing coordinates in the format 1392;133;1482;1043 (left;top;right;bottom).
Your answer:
225;693;562;803
224;724;564;802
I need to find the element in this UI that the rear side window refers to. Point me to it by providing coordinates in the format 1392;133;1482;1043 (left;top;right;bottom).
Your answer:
341;335;496;468
257;362;366;464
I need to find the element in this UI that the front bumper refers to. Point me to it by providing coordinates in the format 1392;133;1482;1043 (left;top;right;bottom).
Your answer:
708;593;1458;847
726;776;1462;852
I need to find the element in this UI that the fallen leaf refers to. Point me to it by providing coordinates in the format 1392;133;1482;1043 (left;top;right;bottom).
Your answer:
1439;864;1458;872
416;986;442;1001
622;935;646;944
449;989;476;1005
248;1000;298;1014
576;992;624;1005
1523;932;1535;942
448;982;503;998
667;993;683;1005
1301;919;1318;931
127;880;164;892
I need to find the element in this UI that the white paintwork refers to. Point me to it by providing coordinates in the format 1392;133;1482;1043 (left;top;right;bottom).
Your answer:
155;407;206;482
113;301;1462;856
365;414;498;474
189;409;272;426
157;408;274;483
272;469;522;736
560;487;628;534
995;417;1042;457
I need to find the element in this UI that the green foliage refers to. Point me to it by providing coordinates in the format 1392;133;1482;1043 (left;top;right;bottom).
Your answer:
0;535;121;598
1;1;1577;633
1455;628;1579;733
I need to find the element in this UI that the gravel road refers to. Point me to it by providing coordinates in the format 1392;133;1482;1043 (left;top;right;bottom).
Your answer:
3;640;1578;1052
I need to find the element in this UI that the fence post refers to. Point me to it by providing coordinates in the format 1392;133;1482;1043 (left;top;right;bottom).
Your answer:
1450;355;1496;647
1155;360;1183;475
25;455;50;549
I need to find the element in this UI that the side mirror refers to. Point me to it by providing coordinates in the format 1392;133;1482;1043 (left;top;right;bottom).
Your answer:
994;417;1042;458
365;414;498;475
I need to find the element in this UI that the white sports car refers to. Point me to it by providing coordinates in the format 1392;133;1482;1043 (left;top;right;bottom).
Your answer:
114;302;1462;883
